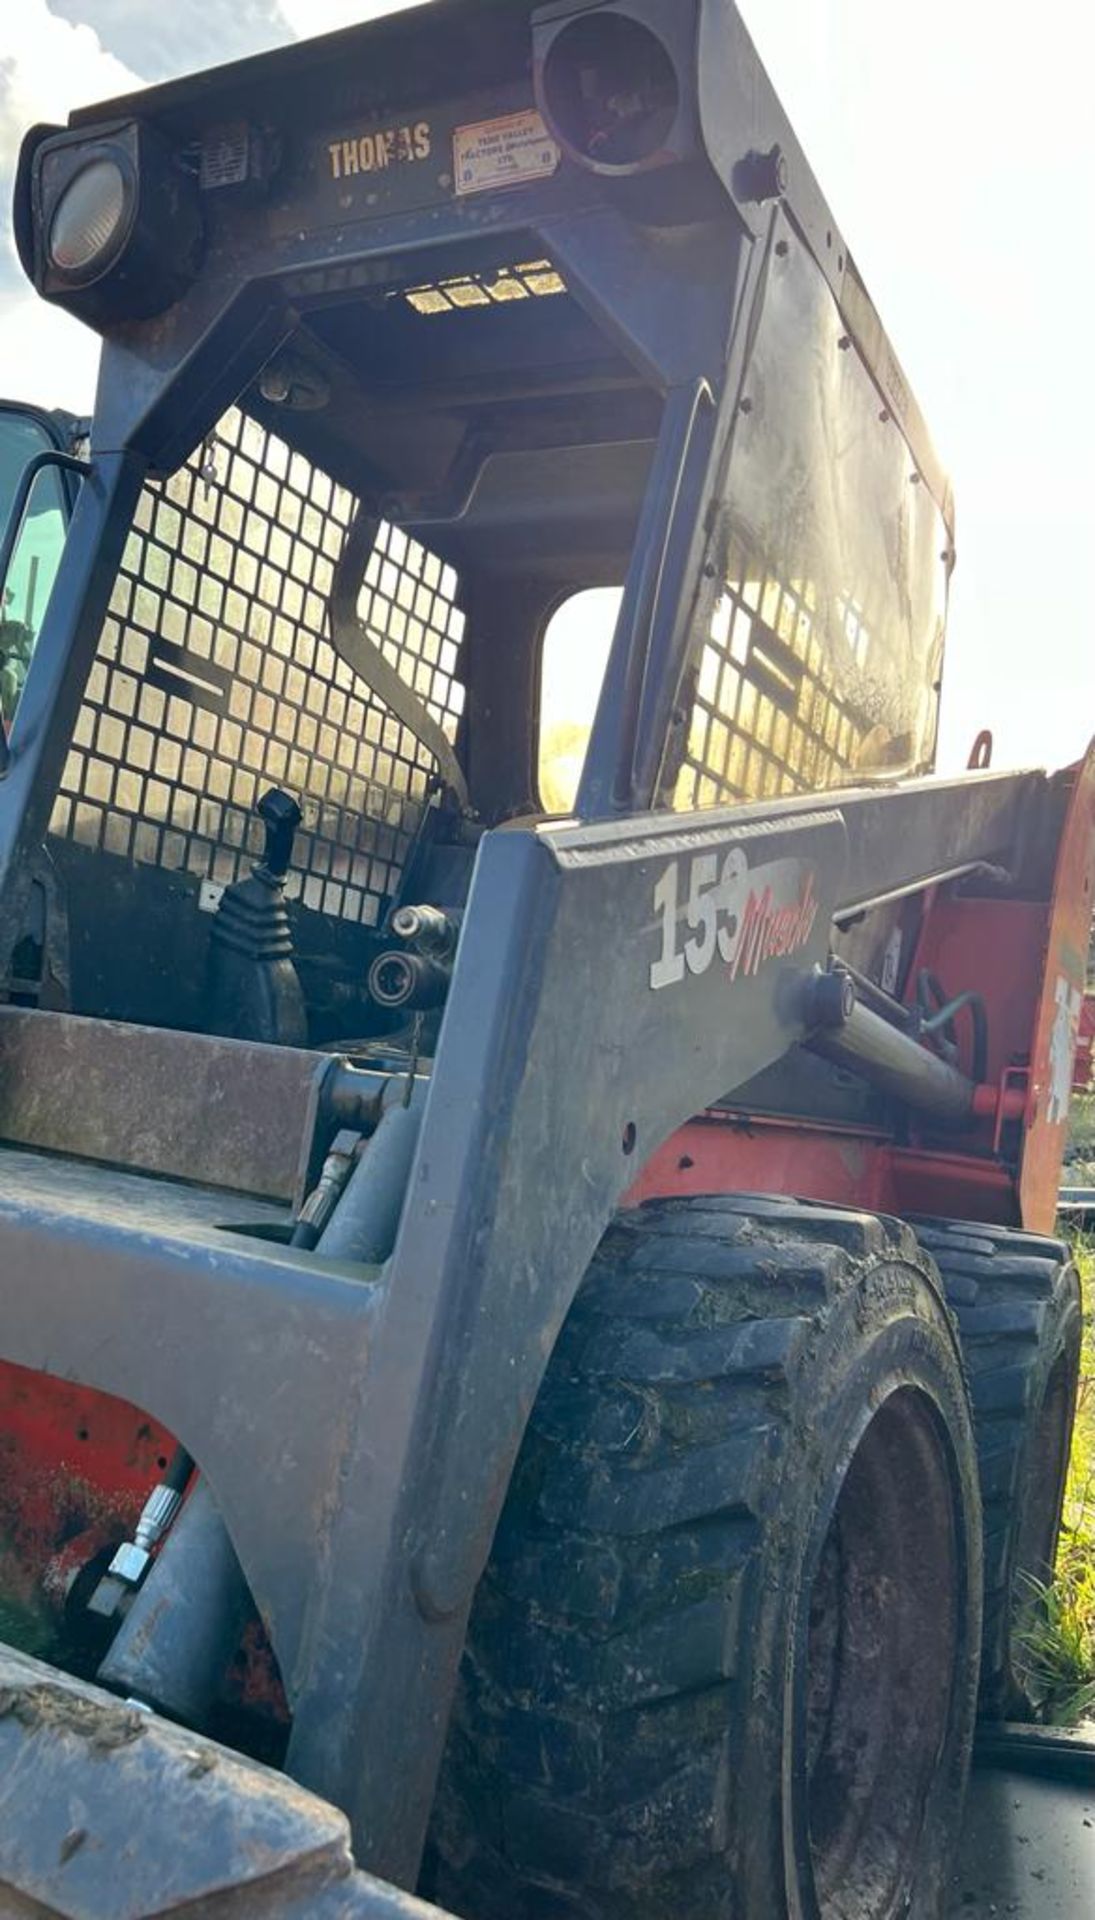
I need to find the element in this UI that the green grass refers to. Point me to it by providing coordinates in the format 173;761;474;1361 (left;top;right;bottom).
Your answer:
1022;1229;1095;1724
1064;1093;1095;1183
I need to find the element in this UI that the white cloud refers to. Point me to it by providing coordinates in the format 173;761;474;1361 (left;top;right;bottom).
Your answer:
277;0;428;36
0;2;140;151
47;2;286;83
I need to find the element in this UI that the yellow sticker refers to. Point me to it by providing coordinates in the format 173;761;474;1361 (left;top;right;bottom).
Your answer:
453;109;560;197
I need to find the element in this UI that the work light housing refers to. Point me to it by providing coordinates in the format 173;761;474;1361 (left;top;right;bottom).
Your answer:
533;2;696;178
14;120;203;327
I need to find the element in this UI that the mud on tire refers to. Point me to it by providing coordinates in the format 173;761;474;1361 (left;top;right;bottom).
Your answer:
911;1218;1082;1717
426;1197;982;1920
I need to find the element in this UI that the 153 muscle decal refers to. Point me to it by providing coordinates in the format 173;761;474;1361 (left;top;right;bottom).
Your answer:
649;849;819;991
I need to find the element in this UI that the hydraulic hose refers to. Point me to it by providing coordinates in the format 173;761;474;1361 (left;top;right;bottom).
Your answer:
97;1478;252;1725
916;970;989;1084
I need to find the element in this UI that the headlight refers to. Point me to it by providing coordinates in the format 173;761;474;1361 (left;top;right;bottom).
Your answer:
48;157;128;275
537;10;681;173
15;119;203;326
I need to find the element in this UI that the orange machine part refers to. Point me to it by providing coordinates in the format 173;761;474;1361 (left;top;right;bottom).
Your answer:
1020;740;1095;1230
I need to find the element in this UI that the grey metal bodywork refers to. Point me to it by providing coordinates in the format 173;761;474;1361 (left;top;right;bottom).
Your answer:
0;770;1048;1876
0;1645;448;1919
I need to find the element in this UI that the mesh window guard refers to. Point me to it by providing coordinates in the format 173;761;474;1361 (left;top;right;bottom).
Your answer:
49;408;466;928
675;530;865;811
675;227;946;813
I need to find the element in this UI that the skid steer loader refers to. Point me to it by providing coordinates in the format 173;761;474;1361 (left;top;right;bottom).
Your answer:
0;2;1091;1914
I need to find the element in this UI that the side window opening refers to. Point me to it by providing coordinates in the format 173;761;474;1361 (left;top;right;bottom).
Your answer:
0;414;69;731
538;587;622;815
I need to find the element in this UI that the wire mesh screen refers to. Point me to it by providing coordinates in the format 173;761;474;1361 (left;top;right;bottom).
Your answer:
48;409;466;927
674;528;864;811
675;226;945;814
355;521;466;742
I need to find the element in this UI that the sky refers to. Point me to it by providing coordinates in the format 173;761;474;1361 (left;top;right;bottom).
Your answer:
0;0;1091;777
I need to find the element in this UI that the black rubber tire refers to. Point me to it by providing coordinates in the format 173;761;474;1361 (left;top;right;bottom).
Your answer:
909;1218;1083;1717
426;1198;982;1920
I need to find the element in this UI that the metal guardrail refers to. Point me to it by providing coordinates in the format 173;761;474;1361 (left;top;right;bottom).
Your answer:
1060;1186;1095;1226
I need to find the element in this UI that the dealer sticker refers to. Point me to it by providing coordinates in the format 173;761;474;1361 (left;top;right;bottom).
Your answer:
453;109;560;196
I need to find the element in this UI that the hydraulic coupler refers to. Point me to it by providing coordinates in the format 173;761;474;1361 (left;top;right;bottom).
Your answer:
365;902;462;1013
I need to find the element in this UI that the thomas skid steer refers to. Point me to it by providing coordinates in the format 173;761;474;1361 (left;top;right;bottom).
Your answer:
0;2;1091;1915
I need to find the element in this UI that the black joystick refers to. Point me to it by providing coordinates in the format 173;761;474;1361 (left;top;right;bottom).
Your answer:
255;786;301;883
207;788;308;1047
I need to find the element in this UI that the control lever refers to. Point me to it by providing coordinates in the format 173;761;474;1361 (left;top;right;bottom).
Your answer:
255;786;300;882
207;787;308;1046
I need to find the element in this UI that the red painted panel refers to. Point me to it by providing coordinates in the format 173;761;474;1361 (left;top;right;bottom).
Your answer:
0;1359;175;1648
888;1148;1018;1223
1021;744;1095;1229
626;1113;1022;1230
624;1113;896;1211
0;1361;287;1733
910;897;1046;1088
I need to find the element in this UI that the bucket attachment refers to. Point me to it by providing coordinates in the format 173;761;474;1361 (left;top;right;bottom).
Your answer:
0;1645;451;1918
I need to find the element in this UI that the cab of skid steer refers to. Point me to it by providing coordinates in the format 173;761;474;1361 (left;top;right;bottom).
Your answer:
0;0;953;1052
